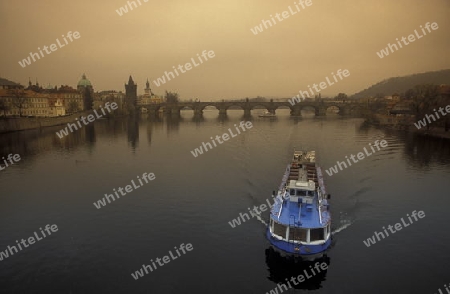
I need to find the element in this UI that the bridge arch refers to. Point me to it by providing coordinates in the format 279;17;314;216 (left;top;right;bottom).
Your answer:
325;105;342;114
249;104;269;110
274;105;293;112
224;104;247;116
139;101;366;117
224;105;244;112
200;104;219;111
250;104;271;115
298;105;319;116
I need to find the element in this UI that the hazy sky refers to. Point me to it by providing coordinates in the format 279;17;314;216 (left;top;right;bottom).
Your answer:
1;0;449;100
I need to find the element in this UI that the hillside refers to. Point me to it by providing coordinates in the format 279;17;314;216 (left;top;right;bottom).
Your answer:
351;69;450;99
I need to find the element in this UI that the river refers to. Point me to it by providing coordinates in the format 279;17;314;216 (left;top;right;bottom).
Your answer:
1;109;449;293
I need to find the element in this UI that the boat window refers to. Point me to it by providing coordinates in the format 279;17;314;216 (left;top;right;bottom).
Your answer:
290;189;296;196
296;190;307;196
310;228;325;241
273;222;286;238
288;227;307;242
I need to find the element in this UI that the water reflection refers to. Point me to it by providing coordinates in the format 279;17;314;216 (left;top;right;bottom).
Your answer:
85;124;96;145
403;133;450;168
1;116;450;171
127;115;139;149
191;115;205;124
166;115;181;134
146;116;164;145
265;247;331;290
217;113;228;123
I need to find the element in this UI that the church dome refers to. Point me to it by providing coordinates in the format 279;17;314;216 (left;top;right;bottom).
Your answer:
77;74;92;87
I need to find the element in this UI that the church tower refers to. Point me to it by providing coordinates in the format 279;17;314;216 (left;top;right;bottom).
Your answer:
144;78;153;96
77;73;94;110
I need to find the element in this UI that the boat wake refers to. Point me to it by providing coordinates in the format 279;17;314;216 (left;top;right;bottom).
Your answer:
331;213;354;235
255;213;268;226
331;221;353;235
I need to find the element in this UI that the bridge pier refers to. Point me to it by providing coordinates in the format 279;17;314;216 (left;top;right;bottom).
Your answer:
142;106;159;117
291;107;302;117
244;108;251;117
315;107;327;116
218;108;227;115
340;106;351;116
194;108;203;116
170;108;180;116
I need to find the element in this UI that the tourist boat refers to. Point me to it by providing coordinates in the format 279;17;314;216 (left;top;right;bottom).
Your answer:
258;111;276;117
266;150;331;260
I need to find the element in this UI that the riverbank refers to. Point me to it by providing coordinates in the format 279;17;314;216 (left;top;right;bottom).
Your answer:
368;114;450;140
413;127;450;139
0;111;97;134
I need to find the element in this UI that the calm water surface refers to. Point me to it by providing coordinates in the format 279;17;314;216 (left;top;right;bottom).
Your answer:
1;109;450;294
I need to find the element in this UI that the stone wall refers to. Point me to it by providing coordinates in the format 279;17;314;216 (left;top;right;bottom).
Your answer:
0;112;92;134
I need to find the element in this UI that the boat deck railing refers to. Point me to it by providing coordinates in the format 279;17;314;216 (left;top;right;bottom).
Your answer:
279;164;290;192
273;156;330;226
317;191;323;225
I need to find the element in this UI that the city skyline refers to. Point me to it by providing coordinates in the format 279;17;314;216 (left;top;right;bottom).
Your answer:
1;0;449;100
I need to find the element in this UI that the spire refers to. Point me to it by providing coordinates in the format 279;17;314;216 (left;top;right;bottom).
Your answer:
28;77;32;87
82;73;87;79
146;78;150;90
128;75;134;84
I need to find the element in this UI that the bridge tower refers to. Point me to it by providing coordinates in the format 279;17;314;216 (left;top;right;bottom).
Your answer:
125;75;137;108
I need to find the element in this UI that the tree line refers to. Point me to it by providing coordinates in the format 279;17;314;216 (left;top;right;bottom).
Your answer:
407;84;449;131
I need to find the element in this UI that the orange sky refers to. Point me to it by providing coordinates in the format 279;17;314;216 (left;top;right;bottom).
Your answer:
1;0;449;99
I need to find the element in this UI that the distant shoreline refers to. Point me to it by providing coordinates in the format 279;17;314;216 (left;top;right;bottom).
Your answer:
0;111;116;134
367;115;450;140
413;127;450;140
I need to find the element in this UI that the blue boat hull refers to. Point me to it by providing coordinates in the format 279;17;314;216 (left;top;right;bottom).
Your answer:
266;228;331;260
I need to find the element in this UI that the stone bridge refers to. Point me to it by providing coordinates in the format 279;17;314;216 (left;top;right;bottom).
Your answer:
139;100;366;117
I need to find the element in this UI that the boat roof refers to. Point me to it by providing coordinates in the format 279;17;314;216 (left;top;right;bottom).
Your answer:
287;150;321;188
288;180;315;191
271;192;330;228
